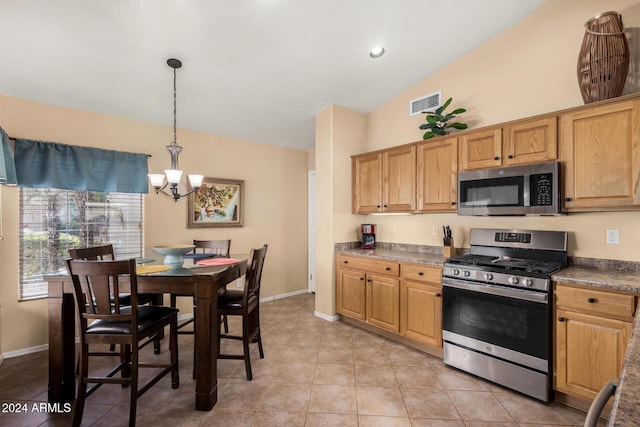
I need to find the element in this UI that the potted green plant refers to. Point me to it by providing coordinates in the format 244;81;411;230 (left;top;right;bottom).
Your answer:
419;97;467;139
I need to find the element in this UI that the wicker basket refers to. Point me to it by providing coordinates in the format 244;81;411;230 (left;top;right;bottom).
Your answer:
577;11;629;103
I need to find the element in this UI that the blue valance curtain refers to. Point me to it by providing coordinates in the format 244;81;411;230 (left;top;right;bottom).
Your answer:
0;127;18;184
13;139;149;194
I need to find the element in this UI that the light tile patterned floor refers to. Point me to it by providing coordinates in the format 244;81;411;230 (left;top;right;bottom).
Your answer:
0;293;604;426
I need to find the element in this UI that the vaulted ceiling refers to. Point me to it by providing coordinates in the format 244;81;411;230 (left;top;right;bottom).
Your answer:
0;0;545;150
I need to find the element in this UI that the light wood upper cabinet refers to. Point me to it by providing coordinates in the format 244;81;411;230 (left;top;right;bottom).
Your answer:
459;117;557;171
503;116;557;166
352;145;416;214
352;152;383;214
458;127;502;171
559;99;640;211
416;137;458;212
554;282;637;401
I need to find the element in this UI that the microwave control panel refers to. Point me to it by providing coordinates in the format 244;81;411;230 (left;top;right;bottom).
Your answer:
530;173;553;206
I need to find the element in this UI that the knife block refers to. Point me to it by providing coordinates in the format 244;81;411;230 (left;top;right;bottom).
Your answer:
443;243;455;258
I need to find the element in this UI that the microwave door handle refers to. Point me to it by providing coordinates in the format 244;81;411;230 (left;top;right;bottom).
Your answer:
523;174;530;207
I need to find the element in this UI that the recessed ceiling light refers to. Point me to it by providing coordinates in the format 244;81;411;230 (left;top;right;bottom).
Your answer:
369;46;385;58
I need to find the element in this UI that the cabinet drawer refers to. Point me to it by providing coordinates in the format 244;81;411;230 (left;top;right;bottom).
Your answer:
555;283;637;321
337;255;400;276
401;263;442;283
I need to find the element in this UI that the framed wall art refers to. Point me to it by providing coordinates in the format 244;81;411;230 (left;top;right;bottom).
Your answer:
187;177;244;228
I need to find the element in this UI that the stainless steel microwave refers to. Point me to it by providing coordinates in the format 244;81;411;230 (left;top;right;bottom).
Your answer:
457;161;561;216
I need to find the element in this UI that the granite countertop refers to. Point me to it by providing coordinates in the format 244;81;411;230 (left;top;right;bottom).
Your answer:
335;244;640;425
337;246;447;267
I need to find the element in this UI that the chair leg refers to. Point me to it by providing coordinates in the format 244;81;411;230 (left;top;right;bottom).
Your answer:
257;328;264;359
128;345;139;427
170;318;180;388
242;317;252;381
72;343;89;427
121;344;132;386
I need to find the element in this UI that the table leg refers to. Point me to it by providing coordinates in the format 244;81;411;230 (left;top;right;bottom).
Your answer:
193;277;217;410
48;289;76;402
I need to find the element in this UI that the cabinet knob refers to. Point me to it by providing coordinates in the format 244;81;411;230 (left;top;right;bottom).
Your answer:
450;202;457;206
367;279;372;283
494;156;500;161
565;197;573;202
435;293;441;298
418;272;424;276
360;277;364;281
343;260;348;264
386;267;391;271
376;205;381;208
508;154;514;159
587;297;597;303
558;317;566;322
383;204;388;208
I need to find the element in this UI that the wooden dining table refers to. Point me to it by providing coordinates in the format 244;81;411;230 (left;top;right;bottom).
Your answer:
45;255;248;411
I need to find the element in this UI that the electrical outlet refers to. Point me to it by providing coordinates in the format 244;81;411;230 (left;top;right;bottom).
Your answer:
606;229;620;244
432;225;438;236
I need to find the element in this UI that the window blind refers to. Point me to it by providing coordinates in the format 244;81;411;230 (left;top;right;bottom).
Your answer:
20;188;143;299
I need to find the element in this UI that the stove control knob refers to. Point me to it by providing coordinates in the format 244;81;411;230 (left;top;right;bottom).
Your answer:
452;269;460;276
463;270;471;277
484;273;493;281
523;278;533;287
508;276;519;285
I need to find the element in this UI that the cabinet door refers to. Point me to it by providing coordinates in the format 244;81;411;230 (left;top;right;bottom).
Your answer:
560;100;640;210
458;128;502;171
503;116;557;166
336;268;366;320
555;308;632;400
383;145;416;212
366;274;400;332
416;137;458;212
400;280;442;347
352;152;383;214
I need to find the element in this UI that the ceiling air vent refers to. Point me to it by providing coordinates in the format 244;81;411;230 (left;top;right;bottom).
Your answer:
409;91;441;116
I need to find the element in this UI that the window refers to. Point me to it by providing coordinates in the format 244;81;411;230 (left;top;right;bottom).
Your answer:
20;188;143;299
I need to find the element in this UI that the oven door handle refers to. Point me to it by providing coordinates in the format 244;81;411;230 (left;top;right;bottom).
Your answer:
443;278;548;304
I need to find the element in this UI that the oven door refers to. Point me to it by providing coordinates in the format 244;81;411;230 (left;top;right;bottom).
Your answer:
442;277;550;371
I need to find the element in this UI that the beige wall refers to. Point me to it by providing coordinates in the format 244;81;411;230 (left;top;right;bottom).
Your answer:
314;105;367;316
0;95;308;354
314;0;640;319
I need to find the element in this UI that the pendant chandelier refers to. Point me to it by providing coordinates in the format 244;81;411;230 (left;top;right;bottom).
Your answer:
148;58;203;201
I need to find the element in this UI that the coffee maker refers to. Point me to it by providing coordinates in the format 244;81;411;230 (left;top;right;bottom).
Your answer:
360;224;376;249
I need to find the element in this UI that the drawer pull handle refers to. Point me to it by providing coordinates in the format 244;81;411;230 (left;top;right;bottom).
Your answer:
558;317;566;322
418;272;424;276
587;297;597;303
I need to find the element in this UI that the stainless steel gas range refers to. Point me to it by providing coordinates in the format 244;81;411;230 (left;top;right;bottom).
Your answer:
442;228;568;402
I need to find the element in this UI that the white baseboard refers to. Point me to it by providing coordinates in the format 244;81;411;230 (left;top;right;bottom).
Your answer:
2;343;49;360
260;288;309;303
314;311;339;322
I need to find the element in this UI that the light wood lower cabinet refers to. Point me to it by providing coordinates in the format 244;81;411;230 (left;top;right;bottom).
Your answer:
336;254;442;349
554;282;637;401
400;263;443;347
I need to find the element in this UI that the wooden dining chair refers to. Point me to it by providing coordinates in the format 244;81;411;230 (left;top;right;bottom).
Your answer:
65;258;179;427
169;239;231;377
217;244;267;380
69;244;161;353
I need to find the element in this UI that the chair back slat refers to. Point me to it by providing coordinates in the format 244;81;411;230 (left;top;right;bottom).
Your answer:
69;244;115;261
245;245;267;299
66;259;138;323
193;239;231;256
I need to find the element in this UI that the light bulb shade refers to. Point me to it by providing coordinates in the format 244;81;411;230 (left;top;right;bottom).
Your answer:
165;169;183;185
148;173;166;188
188;174;204;189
